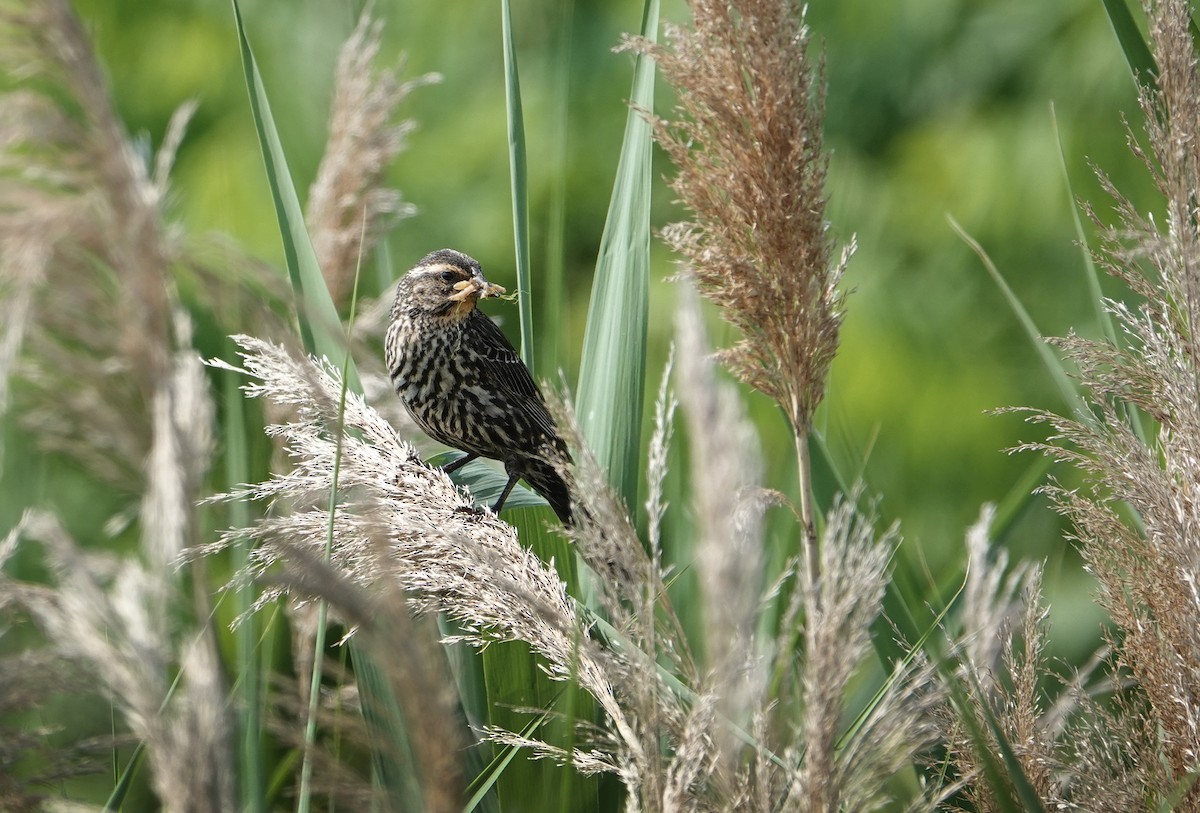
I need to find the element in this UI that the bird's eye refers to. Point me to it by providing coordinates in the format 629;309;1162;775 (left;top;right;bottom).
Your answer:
440;271;457;283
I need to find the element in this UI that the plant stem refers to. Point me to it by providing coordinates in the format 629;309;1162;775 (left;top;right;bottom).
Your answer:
794;418;821;608
297;219;365;813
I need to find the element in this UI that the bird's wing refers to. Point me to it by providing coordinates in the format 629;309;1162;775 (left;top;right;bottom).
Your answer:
465;310;542;400
464;311;568;456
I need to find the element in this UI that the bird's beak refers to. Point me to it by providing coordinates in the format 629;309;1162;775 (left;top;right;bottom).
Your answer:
448;275;506;302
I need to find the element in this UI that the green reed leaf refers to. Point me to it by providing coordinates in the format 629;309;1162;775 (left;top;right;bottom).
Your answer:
950;216;1092;427
1099;0;1158;85
575;0;659;509
232;6;414;811
231;0;359;391
502;0;535;371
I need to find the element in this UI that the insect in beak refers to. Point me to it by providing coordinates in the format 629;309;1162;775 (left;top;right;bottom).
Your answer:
448;277;506;302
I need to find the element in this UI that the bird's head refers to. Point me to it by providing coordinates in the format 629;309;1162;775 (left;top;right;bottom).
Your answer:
395;249;507;321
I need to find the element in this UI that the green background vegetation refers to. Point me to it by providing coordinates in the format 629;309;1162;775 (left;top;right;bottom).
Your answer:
0;0;1166;805
60;0;1146;653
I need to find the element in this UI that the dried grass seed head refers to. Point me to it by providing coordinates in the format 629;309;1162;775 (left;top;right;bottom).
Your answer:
674;282;768;766
626;0;849;430
0;0;226;537
1009;0;1200;797
203;337;647;769
306;9;440;305
8;512;235;813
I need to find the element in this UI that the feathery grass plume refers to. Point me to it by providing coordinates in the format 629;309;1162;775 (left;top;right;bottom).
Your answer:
0;519;113;810
674;285;935;809
200;337;651;772
549;385;674;620
625;0;849;589
1009;0;1200;804
781;496;939;812
0;241;38;444
306;9;440;307
623;290;935;809
938;509;1161;810
957;505;1037;690
255;534;465;812
644;346;677;569
143;312;215;571
546;385;710;802
0;0;172;392
673;282;765;760
941;506;1054;809
5;512;235;813
0;0;222;537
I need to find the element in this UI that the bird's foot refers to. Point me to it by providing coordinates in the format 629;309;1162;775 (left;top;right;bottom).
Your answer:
453;502;489;520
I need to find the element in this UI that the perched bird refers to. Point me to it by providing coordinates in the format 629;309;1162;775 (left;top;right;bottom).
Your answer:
385;248;574;524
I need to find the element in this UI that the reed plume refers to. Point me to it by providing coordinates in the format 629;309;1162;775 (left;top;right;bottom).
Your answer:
200;336;644;779
202;326;939;810
0;0;223;573
0;0;177;484
935;507;1169;810
306;9;439;307
619;0;933;794
4;512;235;813
1007;0;1200;805
625;0;849;589
0;521;112;811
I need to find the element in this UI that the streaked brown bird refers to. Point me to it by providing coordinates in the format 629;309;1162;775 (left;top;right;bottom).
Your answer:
385;248;574;524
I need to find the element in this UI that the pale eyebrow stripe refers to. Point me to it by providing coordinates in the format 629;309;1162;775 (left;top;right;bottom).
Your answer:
409;262;469;277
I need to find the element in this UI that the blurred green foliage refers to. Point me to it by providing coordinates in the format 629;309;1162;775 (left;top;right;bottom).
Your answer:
57;0;1152;663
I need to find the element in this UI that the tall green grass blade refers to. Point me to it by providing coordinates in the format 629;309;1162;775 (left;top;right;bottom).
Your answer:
489;5;600;806
1159;768;1200;812
1099;0;1158;84
438;615;500;813
481;506;597;811
837;563;968;752
297;278;357;810
575;0;659;507
1049;102;1117;347
231;0;359;391
225;367;264;813
232;6;422;810
480;637;554;810
103;657;190;810
102;741;144;811
940;670;1030;813
463;713;550;812
959;665;1050;812
351;646;424;811
502;0;534;371
539;0;575;376
298;230;366;813
556;619;585;812
1049;102;1151;447
950;216;1091;426
266;748;301;804
991;455;1053;542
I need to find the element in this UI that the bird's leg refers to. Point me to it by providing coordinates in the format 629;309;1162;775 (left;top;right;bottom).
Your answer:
441;452;479;475
491;472;520;516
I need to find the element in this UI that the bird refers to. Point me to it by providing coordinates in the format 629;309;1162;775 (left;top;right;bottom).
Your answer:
384;248;574;524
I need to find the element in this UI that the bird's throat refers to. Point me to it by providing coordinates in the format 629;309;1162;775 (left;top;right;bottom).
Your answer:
435;297;478;322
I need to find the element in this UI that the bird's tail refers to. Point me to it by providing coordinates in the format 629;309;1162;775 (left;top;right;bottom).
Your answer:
523;458;574;525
